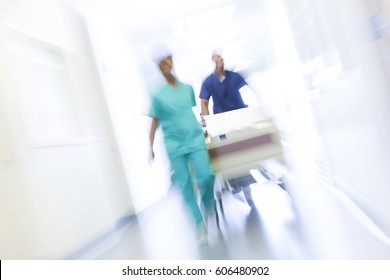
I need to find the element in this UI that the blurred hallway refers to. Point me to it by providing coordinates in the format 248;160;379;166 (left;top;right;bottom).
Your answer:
69;137;390;259
2;0;390;260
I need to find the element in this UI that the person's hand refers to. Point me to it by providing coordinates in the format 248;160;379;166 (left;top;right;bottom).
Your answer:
148;148;155;166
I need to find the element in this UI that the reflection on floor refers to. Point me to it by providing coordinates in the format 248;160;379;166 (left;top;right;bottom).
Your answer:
89;176;307;260
73;147;390;260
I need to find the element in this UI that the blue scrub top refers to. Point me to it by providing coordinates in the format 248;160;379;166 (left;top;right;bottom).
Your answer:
199;70;247;114
149;81;206;158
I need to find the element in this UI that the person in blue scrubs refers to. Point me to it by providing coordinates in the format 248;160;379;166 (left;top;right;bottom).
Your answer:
199;50;252;194
148;46;215;244
199;51;248;116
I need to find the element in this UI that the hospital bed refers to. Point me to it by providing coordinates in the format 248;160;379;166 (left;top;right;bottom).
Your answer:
203;106;284;194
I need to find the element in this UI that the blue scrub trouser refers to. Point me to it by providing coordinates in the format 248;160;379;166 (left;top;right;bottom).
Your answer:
169;149;215;231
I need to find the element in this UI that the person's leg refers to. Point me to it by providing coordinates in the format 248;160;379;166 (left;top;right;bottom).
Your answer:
169;155;204;229
187;149;215;214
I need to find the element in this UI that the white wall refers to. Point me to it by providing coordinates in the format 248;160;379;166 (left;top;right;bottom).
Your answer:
308;0;390;234
0;0;134;259
82;12;172;213
274;0;390;255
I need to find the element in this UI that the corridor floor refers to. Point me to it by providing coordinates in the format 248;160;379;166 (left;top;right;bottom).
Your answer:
92;179;308;260
71;143;390;260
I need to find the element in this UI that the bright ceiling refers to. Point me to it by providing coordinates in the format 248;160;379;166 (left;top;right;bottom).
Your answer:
62;0;273;80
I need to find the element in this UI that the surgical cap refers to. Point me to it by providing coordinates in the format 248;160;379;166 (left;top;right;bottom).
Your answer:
151;43;172;65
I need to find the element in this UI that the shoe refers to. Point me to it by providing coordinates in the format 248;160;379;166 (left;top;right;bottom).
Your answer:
205;212;221;243
197;225;208;246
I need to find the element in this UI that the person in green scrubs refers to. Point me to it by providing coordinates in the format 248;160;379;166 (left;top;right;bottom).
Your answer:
149;45;215;243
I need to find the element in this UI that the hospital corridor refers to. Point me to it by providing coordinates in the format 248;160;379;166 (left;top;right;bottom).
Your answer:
2;0;390;260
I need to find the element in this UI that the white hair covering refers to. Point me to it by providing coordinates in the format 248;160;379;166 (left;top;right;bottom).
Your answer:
211;47;223;58
150;43;172;65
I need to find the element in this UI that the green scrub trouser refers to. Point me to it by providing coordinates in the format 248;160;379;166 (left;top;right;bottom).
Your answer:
169;149;215;231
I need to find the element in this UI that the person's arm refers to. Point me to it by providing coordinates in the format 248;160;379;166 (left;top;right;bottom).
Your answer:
200;98;210;116
199;79;211;116
149;117;158;159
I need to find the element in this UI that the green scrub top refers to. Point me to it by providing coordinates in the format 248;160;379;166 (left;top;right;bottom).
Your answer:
149;81;206;158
